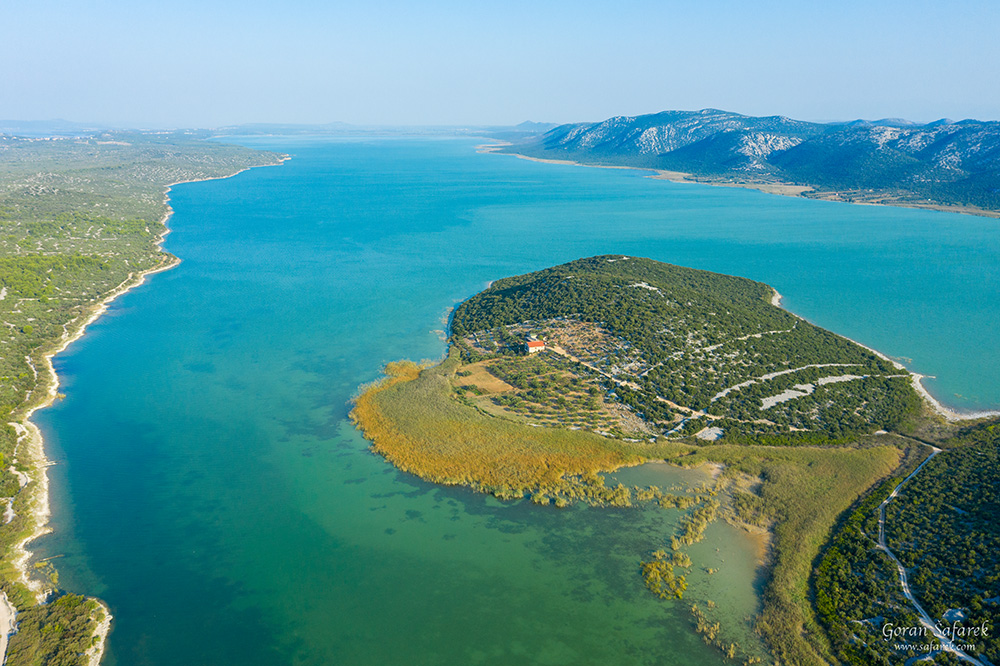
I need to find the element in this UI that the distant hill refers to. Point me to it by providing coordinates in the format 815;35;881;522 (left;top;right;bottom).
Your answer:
476;120;560;143
496;109;1000;214
0;119;111;137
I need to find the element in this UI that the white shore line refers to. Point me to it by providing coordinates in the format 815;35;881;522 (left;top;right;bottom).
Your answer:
907;372;1000;422
0;590;15;663
84;602;113;666
768;288;999;423
480;147;1000;219
4;154;289;663
843;341;999;422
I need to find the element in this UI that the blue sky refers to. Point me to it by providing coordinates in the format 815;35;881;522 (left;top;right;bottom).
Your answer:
3;0;999;127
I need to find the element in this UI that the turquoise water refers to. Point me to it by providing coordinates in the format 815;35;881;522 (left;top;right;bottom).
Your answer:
33;136;1000;665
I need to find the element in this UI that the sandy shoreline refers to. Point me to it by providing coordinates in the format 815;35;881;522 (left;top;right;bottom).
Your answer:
84;602;112;666
4;155;288;662
651;169;815;198
478;143;641;171
766;289;998;423
480;144;1000;219
479;144;826;197
822;334;999;422
0;591;14;663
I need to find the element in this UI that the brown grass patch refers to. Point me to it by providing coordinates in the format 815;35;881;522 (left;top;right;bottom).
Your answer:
351;352;653;496
452;361;515;393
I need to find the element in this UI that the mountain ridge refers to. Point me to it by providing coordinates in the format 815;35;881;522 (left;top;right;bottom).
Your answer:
497;109;1000;215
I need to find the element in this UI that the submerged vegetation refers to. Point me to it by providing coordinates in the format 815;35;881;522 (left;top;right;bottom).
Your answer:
674;443;905;665
352;255;939;665
0;131;282;661
641;549;691;600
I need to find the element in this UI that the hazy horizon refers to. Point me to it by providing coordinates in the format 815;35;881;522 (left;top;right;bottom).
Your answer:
0;108;992;134
3;0;1000;128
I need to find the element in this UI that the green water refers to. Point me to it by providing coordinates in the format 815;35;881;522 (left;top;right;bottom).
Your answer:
33;136;1000;665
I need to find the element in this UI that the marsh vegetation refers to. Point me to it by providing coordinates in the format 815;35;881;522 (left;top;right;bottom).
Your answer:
352;256;934;665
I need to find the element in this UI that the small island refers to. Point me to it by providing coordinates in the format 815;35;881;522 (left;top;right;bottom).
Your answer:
352;255;984;665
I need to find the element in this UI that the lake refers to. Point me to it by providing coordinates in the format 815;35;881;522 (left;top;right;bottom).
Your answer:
34;135;1000;665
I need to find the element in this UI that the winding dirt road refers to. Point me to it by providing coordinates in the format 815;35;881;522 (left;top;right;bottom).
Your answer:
877;446;986;665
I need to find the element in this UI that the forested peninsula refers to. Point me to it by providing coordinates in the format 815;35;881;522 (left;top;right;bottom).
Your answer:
353;256;999;666
0;131;284;664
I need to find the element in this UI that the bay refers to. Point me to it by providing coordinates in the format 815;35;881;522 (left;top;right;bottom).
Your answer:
34;136;1000;665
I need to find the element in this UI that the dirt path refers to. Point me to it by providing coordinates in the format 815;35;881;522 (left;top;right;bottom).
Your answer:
877;446;986;665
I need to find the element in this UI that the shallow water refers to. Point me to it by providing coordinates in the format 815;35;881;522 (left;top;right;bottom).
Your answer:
33;135;1000;665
